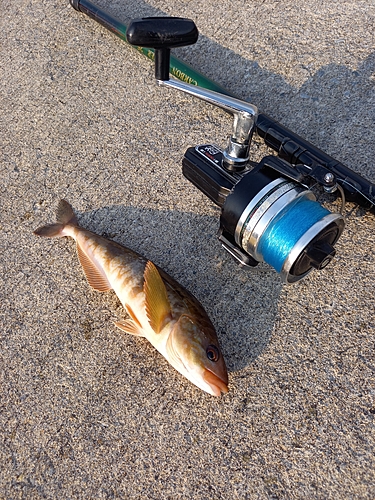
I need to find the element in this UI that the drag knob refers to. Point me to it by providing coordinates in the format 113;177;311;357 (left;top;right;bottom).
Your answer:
303;241;336;270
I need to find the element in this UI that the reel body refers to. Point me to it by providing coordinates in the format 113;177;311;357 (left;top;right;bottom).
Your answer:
183;146;345;283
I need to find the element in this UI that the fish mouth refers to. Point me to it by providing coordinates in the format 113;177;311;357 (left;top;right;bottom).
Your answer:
203;369;229;397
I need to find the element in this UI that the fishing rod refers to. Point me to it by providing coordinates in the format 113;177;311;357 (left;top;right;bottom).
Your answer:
70;1;374;283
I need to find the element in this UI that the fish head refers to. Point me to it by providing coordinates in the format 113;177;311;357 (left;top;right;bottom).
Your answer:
167;314;228;396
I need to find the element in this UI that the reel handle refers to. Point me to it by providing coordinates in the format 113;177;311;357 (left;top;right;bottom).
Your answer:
127;17;258;171
126;18;198;80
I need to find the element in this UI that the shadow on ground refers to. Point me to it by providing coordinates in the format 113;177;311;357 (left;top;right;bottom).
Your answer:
77;0;375;184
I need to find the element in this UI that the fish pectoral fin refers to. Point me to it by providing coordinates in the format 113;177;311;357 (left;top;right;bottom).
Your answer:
76;243;112;292
114;319;144;336
143;261;172;334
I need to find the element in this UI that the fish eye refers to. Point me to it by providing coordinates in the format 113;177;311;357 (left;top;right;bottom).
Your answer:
206;345;220;362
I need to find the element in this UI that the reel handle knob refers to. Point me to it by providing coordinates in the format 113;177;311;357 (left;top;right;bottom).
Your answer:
126;18;199;80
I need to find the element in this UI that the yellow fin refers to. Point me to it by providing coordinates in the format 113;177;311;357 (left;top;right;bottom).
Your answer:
143;261;172;334
114;319;144;336
76;243;112;292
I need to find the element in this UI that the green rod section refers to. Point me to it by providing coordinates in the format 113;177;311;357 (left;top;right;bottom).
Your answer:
70;0;233;95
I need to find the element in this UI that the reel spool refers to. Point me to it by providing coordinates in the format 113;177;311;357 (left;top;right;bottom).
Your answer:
220;163;345;283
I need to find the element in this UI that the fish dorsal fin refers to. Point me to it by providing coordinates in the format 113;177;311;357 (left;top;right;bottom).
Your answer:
143;261;172;334
114;319;144;336
76;243;112;292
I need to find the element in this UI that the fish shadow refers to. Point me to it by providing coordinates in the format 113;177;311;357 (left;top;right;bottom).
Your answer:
78;204;283;373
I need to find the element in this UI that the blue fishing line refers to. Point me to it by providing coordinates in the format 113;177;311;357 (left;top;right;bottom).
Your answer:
258;199;330;272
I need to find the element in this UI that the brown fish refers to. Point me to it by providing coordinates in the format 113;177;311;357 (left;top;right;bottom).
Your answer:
34;200;228;396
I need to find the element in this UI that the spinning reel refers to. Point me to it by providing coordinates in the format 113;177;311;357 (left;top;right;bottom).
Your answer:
126;17;348;283
70;4;375;284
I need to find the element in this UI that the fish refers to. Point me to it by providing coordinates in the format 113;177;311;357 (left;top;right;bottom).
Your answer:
34;200;228;396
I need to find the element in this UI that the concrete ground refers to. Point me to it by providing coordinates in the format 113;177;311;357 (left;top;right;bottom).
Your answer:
1;0;374;498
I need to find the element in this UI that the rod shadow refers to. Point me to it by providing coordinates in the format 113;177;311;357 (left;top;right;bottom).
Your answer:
84;0;375;183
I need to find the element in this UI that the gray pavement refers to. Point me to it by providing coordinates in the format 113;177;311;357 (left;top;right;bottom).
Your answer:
1;0;375;498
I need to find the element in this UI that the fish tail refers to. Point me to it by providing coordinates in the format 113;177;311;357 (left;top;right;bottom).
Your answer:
34;199;78;238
